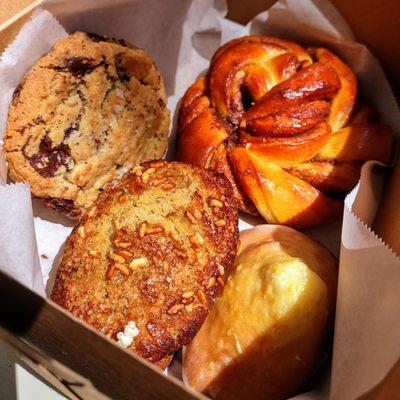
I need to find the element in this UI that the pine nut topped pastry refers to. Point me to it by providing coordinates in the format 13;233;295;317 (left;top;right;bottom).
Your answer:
51;161;239;368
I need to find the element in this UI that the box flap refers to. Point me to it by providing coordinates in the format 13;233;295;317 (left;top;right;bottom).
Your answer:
0;269;205;400
227;0;400;96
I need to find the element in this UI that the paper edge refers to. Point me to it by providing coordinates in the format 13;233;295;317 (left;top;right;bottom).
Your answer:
0;7;60;64
344;183;400;262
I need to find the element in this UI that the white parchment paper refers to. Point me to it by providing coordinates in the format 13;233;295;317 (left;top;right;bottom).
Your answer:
0;182;44;295
0;0;399;399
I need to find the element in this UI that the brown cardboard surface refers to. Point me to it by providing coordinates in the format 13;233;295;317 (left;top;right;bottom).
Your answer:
227;0;400;96
0;0;33;22
0;12;31;53
0;0;41;53
2;0;400;96
374;155;400;256
0;1;400;399
0;269;205;400
359;358;400;400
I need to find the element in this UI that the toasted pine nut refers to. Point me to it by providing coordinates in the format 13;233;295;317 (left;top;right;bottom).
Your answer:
108;251;126;264
182;290;195;299
114;262;130;276
117;250;133;260
197;289;207;304
209;198;223;208
138;222;147;238
206;277;216;289
167;304;184;315
129;257;149;270
106;265;115;280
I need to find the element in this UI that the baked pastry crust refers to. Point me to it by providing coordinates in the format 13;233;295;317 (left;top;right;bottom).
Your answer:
4;32;170;218
51;161;239;366
183;225;337;399
177;35;393;228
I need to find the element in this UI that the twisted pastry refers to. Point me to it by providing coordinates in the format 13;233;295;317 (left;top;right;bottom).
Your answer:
178;36;393;228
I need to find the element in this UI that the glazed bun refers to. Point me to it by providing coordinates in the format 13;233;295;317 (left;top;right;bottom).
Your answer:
183;225;337;400
51;161;239;367
177;35;393;228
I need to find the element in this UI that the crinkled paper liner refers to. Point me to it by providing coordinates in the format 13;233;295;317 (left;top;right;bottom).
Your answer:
332;163;400;400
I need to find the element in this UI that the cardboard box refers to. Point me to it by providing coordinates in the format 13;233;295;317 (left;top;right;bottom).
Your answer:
0;1;399;399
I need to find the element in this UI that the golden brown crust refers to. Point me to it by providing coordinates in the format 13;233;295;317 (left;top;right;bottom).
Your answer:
4;32;170;218
51;161;239;366
177;35;393;228
183;225;338;400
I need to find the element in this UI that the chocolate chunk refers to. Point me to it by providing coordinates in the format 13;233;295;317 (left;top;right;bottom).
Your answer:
86;32;137;50
54;57;96;76
116;65;130;82
86;32;110;42
94;137;101;150
118;71;130;82
12;79;26;106
115;56;131;82
44;198;81;218
64;116;81;138
64;123;79;138
27;134;72;178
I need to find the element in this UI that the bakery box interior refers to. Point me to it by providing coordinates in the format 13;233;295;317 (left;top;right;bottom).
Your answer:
0;0;399;399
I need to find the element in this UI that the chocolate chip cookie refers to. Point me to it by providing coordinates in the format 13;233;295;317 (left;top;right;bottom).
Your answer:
4;32;170;218
51;161;239;367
